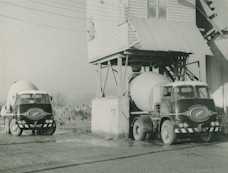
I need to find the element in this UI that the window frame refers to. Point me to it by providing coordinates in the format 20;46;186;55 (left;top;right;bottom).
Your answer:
147;0;167;19
196;85;210;99
162;86;172;98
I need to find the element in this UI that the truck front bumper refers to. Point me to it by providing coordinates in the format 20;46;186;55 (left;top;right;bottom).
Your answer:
17;120;55;129
174;126;222;134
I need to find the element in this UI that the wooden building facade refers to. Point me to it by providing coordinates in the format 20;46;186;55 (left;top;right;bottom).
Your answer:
87;0;210;81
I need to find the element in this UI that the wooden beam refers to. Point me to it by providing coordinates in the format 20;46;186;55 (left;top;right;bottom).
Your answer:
117;57;123;97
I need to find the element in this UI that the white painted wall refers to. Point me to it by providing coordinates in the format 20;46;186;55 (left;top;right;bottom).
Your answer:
207;39;228;112
91;97;129;137
87;0;198;62
167;0;195;23
128;0;147;18
87;0;128;62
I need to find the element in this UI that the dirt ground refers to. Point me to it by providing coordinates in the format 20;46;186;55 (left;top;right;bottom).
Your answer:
1;128;228;173
1;113;228;173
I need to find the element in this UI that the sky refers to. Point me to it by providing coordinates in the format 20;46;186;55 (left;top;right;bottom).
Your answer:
0;0;96;105
0;0;227;105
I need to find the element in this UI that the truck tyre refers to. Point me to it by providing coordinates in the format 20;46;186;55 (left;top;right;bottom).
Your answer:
38;121;56;135
199;132;213;143
46;121;56;135
4;117;10;135
133;118;146;141
161;120;175;145
9;118;22;136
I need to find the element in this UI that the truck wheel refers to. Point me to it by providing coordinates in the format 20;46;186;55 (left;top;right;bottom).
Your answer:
9;118;22;136
4;117;11;135
45;121;56;135
161;120;175;145
133;118;146;141
200;132;213;143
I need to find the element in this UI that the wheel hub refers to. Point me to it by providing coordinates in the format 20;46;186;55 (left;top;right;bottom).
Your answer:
135;126;140;135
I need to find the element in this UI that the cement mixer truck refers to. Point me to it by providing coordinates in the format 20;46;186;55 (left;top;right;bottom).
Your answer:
0;81;56;136
129;72;222;144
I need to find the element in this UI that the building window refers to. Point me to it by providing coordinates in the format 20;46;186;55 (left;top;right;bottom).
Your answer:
148;0;167;19
148;0;157;18
159;0;167;19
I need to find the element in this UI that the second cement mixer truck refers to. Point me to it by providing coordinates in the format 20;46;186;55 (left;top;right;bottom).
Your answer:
129;72;222;144
0;81;56;136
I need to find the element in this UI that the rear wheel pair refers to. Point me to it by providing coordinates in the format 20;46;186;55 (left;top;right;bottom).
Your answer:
132;119;147;141
132;117;154;141
132;118;176;145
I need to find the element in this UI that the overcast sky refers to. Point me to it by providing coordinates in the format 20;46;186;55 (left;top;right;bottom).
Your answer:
0;0;227;105
0;0;96;105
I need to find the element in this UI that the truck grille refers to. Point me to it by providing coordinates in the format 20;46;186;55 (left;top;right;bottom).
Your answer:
25;108;47;121
188;105;210;123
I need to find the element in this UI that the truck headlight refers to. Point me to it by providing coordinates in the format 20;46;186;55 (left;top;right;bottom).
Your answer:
211;122;216;126
178;123;184;128
45;119;53;123
183;123;189;128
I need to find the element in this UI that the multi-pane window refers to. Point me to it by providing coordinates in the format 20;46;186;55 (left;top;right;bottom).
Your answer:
163;87;172;97
148;0;167;19
159;0;167;18
196;86;210;99
148;0;157;18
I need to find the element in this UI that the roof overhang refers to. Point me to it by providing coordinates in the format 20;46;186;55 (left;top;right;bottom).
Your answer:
17;90;49;95
130;18;212;56
91;49;191;66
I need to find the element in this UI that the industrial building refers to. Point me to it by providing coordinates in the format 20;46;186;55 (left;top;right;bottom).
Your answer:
87;0;228;137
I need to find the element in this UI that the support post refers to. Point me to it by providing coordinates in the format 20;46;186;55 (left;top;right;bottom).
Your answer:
123;56;129;96
103;61;111;95
117;57;123;97
97;63;103;97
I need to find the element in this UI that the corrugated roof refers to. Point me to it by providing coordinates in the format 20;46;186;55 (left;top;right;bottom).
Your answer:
130;18;212;55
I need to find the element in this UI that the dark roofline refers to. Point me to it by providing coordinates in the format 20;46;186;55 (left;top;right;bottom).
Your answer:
90;49;192;66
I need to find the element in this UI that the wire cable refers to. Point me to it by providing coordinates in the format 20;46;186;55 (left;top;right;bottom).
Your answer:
27;0;85;13
0;13;84;32
44;0;85;9
0;1;85;21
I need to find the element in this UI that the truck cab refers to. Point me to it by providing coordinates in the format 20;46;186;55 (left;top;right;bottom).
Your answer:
2;90;56;136
159;81;221;144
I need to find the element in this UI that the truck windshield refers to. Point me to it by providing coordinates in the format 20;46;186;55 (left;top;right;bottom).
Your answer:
174;86;194;99
196;86;210;99
16;94;50;105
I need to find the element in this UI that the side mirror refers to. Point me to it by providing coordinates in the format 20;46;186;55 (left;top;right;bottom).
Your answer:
50;96;53;102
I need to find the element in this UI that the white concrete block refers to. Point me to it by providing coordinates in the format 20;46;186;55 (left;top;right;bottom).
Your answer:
91;97;129;138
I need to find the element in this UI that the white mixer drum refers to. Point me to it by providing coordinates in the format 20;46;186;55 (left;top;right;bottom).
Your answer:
130;72;170;112
6;80;38;109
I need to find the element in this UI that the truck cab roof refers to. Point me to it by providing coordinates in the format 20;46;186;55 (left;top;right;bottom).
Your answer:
163;81;208;87
17;90;49;95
